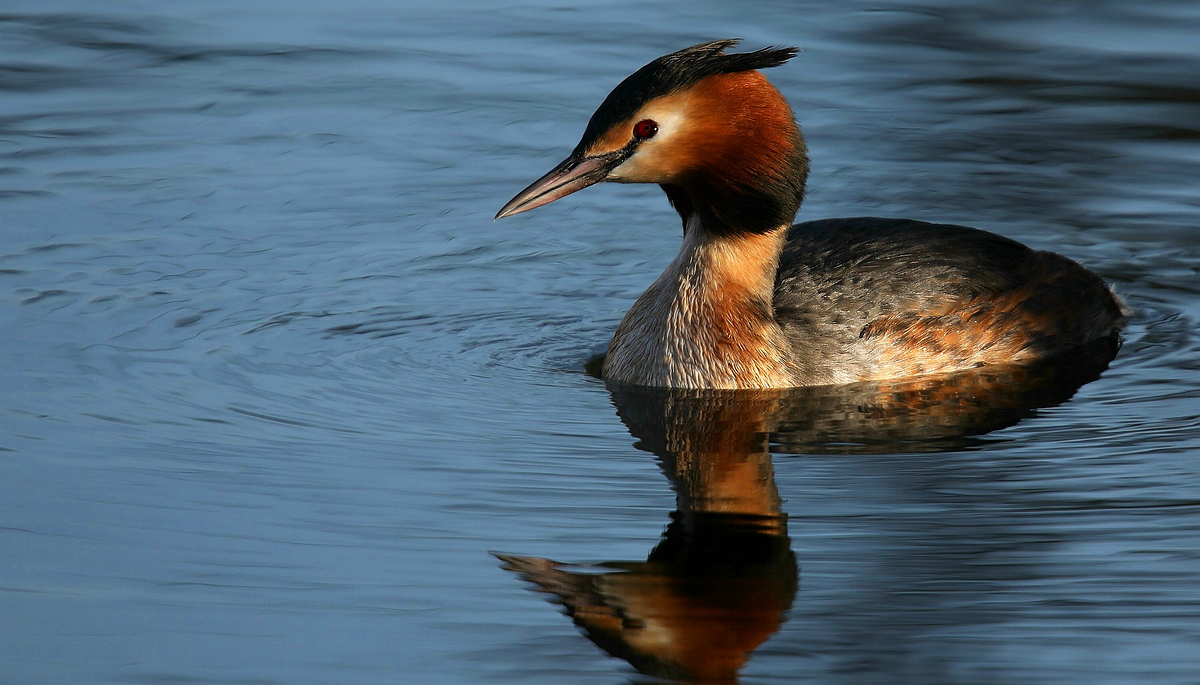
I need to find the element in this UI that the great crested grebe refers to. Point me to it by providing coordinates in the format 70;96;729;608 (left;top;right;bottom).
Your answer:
496;39;1126;390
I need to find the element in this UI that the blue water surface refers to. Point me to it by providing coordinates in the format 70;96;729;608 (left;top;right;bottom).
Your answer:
2;1;1199;683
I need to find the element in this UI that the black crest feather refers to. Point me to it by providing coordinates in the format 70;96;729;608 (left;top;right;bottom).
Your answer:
574;39;799;155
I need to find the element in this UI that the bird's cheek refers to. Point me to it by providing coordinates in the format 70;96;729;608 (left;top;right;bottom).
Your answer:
608;146;686;184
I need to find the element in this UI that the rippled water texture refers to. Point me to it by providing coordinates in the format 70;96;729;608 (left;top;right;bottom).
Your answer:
2;1;1199;683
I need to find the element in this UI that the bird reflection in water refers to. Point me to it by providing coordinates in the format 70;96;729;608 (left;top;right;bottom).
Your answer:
498;387;795;683
496;338;1117;682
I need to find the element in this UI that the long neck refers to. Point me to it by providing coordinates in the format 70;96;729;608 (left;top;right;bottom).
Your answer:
603;217;794;389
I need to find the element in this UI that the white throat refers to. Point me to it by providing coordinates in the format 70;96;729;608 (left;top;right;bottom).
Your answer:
602;219;793;389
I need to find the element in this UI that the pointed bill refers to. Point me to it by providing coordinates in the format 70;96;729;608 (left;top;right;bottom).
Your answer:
495;154;618;219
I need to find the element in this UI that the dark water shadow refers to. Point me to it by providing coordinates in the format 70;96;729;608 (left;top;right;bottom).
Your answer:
497;339;1117;683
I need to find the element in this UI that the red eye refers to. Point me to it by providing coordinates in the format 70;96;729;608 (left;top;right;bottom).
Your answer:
633;119;658;139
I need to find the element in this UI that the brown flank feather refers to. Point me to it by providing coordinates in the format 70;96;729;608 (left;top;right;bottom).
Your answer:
862;251;1123;378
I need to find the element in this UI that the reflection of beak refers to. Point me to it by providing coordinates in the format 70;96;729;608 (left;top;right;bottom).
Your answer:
495;151;624;219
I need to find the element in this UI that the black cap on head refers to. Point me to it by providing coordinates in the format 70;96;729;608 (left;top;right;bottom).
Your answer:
574;39;799;156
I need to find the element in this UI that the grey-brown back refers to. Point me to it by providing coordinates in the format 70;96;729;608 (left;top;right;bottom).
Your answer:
773;217;1123;383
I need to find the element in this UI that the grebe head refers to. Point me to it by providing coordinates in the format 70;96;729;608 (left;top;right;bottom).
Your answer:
496;39;809;234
